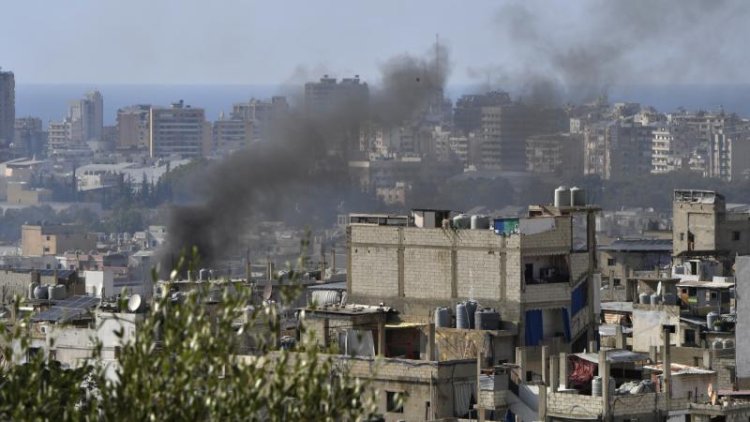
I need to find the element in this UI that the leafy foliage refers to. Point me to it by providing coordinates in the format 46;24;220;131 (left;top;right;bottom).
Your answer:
0;254;379;421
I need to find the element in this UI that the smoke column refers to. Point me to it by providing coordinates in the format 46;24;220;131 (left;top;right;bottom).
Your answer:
159;43;451;272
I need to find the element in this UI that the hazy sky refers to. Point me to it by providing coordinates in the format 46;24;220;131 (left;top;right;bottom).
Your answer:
3;0;750;87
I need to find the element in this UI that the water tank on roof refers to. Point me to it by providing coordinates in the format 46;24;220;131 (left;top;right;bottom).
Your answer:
475;308;501;330
570;187;586;206
465;300;478;329
707;312;720;330
650;293;661;305
639;293;650;305
434;307;450;328
554;186;571;207
47;285;56;301
50;285;66;300
471;215;490;230
456;303;469;329
453;214;471;229
712;339;724;350
28;282;38;300
592;376;602;397
34;285;48;300
723;339;735;349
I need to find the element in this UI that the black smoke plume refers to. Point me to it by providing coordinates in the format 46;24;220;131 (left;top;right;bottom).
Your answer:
159;43;452;273
482;0;750;105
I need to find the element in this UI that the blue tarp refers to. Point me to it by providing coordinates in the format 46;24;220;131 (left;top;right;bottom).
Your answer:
571;281;588;316
524;309;543;346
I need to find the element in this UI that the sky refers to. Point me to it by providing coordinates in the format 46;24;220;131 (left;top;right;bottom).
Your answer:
3;0;750;88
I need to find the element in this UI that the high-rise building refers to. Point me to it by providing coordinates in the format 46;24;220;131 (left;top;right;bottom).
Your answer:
231;96;288;141
479;103;566;171
116;105;151;149
708;129;750;182
304;75;369;118
13;117;46;158
212;117;252;154
0;69;15;146
525;132;584;179
149;100;209;158
453;91;511;135
69;90;103;143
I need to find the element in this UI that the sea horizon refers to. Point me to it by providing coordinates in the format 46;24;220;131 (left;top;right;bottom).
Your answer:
14;82;750;128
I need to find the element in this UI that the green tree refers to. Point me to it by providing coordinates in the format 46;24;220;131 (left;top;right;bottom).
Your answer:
0;255;379;421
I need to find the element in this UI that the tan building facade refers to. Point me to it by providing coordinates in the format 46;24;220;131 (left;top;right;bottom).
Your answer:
21;224;97;257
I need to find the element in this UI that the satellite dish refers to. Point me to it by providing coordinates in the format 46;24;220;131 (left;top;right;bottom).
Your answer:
263;284;273;301
127;294;143;313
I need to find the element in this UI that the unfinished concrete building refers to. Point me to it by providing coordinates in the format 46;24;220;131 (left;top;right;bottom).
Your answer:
346;190;599;355
672;190;750;273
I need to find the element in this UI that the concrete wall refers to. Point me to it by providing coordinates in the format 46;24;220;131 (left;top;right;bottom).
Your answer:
631;304;682;352
736;256;750;382
344;356;476;422
348;225;522;320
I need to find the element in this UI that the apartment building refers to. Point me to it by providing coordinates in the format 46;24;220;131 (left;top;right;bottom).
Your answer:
116;105;150;150
0;69;14;146
347;190;599;353
21;224;97;257
149;100;210;158
525;132;584;179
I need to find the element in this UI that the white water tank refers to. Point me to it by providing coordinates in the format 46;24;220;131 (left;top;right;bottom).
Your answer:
555;186;571;207
570;187;586;206
453;214;471;229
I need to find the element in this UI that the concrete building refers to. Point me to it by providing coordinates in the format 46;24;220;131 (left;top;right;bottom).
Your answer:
707;129;750;182
47;119;73;154
585;119;655;180
304;75;369;118
525;132;584;179
231;96;288;141
21;224;96;257
453;91;512;135
116;105;150;150
347;190;600;353
13;117;46;158
599;238;672;289
69;90;103;143
672;190;750;271
480;104;566;171
6;182;52;205
212;117;252;153
0;69;14;146
149;100;210;158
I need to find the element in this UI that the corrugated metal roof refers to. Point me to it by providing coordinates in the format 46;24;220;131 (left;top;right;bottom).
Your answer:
574;349;649;364
599;238;672;252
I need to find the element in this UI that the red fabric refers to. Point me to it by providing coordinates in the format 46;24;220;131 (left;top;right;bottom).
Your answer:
568;356;596;390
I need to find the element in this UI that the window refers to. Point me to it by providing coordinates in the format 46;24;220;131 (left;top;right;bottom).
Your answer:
46;235;50;241
680;233;685;241
607;258;616;266
733;231;741;241
613;279;621;287
386;391;403;413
